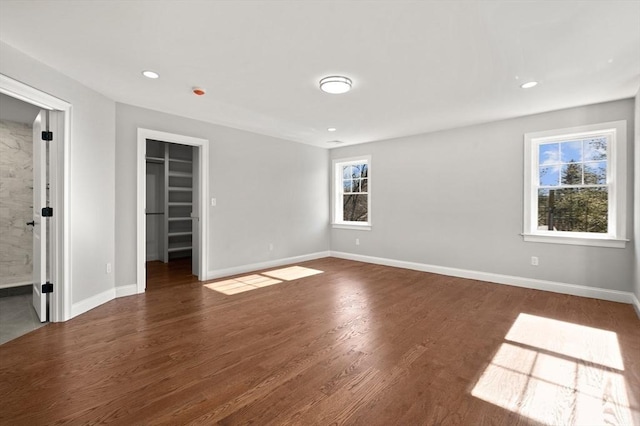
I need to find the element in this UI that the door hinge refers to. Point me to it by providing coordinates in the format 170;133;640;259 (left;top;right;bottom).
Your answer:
42;282;53;293
42;207;53;217
41;131;53;141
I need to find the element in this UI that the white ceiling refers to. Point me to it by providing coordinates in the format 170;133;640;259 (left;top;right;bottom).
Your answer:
1;1;638;148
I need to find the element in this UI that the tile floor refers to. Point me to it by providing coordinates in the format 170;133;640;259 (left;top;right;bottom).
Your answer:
0;287;47;345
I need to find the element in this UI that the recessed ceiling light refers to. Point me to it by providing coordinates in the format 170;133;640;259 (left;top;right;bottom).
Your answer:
319;76;352;94
142;70;160;79
520;81;538;89
327;127;337;132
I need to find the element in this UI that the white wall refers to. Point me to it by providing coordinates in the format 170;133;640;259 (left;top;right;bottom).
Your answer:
115;103;330;289
0;41;116;306
330;99;635;293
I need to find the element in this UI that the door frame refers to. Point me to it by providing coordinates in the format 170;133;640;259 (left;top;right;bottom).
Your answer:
136;129;209;292
0;73;71;322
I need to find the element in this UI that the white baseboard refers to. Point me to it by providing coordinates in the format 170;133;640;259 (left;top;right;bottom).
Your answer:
330;251;637;306
0;280;32;289
632;293;640;318
207;251;331;280
70;288;115;319
115;284;138;298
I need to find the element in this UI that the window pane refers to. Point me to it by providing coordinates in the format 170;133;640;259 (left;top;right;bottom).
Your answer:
361;178;368;192
351;179;361;193
539;143;560;165
361;163;368;178
584;137;607;161
342;165;352;180
560;163;583;185
351;164;363;178
537;188;608;233
343;179;352;193
539;166;560;186
584;161;607;185
343;194;368;222
560;140;582;163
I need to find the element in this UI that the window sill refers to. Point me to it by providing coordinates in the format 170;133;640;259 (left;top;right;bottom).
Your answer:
522;233;628;248
332;223;372;231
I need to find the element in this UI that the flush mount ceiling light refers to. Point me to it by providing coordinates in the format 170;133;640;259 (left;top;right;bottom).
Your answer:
327;127;337;132
142;70;160;79
520;81;538;89
319;76;352;94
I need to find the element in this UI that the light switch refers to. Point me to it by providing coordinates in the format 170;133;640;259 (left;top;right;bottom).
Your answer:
211;198;217;207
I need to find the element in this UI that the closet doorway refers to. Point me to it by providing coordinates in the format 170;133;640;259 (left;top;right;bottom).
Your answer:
136;129;209;292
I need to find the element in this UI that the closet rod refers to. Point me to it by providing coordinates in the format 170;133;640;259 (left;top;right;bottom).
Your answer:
146;212;165;215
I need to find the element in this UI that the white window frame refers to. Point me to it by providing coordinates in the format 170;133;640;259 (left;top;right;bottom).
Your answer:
332;155;372;230
523;120;627;248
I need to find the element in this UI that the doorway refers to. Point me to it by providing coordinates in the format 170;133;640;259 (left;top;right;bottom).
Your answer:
0;74;70;329
136;129;209;293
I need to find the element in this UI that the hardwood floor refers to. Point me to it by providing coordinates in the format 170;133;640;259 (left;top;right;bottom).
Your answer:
146;257;198;290
1;257;638;425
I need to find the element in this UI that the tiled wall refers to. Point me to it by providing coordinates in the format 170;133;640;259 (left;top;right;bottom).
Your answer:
0;120;32;287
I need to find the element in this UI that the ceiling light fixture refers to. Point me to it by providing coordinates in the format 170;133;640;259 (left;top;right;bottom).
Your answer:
327;127;337;132
520;81;538;89
142;70;160;79
319;76;352;94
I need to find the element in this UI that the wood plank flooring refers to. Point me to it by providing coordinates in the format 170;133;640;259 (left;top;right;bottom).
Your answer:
1;257;638;425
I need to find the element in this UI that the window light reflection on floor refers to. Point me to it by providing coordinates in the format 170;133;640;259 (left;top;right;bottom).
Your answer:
471;313;637;425
204;266;323;295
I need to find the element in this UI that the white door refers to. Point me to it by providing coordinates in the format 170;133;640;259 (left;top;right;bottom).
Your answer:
32;111;48;322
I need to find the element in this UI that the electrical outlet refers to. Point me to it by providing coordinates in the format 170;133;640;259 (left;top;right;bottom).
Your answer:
106;263;112;273
356;238;360;246
531;256;539;266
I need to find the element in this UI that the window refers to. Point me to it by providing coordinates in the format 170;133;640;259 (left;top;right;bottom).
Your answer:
523;121;627;248
332;156;371;229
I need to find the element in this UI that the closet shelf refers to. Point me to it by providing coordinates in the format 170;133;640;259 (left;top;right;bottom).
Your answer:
168;171;192;177
169;158;192;164
168;231;192;237
168;202;192;206
168;246;192;253
168;217;191;222
168;187;192;192
146;156;165;163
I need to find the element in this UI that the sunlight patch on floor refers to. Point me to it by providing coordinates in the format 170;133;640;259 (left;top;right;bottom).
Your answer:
204;266;323;295
471;313;637;425
205;275;282;295
262;266;324;281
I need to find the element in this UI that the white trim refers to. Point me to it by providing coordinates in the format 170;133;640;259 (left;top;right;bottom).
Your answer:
206;251;330;280
330;251;637;305
521;234;628;248
137;129;209;293
0;280;32;290
523;120;627;248
115;284;138;298
0;74;72;322
332;155;372;227
631;293;640;319
70;288;114;318
331;224;372;231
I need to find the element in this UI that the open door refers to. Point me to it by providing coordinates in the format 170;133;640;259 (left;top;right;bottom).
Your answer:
32;110;49;322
